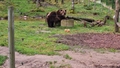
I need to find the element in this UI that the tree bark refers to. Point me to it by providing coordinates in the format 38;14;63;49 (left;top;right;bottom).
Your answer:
41;0;44;2
71;0;75;13
55;0;58;3
61;0;64;4
36;0;41;8
115;0;120;32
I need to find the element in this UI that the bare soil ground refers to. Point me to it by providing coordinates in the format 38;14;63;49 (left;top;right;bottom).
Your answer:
1;33;120;68
56;33;120;49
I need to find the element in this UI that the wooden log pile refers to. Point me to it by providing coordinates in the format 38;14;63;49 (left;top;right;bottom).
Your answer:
66;15;110;27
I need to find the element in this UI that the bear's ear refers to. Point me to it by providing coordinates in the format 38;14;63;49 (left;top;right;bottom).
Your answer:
58;9;62;12
64;10;66;13
63;10;66;15
65;10;66;12
57;9;63;14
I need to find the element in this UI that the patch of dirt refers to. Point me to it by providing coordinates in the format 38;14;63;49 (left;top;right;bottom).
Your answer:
0;46;70;68
56;33;120;49
1;46;120;68
1;33;120;68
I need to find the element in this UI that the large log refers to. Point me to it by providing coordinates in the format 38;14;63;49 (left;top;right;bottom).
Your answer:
66;16;95;22
90;15;109;27
65;15;109;27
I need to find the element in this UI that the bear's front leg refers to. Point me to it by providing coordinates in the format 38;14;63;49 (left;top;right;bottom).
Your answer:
48;21;55;27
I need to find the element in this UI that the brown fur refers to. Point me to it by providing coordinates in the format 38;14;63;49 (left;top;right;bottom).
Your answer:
46;9;66;27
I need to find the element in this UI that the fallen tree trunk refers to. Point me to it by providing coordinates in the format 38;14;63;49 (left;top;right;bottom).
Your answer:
65;15;109;27
66;16;95;22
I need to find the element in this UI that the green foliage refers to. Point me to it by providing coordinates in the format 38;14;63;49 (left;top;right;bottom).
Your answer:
0;55;7;66
101;0;115;9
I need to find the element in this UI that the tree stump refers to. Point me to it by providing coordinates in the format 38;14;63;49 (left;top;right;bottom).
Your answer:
61;19;74;27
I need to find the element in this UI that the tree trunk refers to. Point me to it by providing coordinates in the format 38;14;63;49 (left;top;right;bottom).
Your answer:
41;0;44;2
36;0;41;8
71;0;74;13
78;0;80;3
55;0;58;3
115;0;120;32
61;0;64;4
33;0;36;3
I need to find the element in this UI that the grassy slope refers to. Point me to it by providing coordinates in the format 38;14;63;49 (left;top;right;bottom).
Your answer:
0;1;115;55
0;55;7;65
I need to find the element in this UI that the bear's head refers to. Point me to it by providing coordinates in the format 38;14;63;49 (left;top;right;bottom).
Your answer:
56;9;66;16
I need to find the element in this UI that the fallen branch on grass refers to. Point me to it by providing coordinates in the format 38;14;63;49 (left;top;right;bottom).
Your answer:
66;16;95;22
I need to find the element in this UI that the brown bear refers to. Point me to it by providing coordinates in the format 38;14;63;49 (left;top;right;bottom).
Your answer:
46;9;66;27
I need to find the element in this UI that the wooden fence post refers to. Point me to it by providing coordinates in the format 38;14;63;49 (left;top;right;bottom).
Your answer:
8;6;15;68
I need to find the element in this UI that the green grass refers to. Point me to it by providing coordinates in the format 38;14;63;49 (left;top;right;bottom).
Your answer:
0;1;116;55
63;54;72;60
1;20;69;55
0;18;114;55
0;55;7;66
0;0;114;17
